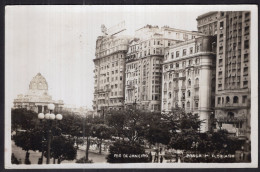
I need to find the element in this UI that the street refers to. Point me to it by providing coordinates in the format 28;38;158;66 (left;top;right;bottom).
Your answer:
12;141;107;164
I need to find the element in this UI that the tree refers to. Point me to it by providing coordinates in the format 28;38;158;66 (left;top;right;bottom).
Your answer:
13;129;43;164
92;124;112;154
83;116;94;161
51;136;77;164
142;111;172;146
11;108;38;131
106;140;149;163
106;110;126;140
11;153;20;164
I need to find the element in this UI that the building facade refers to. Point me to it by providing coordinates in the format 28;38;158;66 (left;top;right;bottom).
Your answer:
124;25;203;111
161;36;217;132
197;11;251;140
93;33;131;115
13;73;64;113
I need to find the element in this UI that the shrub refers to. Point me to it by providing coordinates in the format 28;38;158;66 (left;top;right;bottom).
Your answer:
75;157;93;163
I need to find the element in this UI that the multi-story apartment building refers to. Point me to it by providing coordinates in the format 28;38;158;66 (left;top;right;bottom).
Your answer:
93;33;131;115
161;36;216;132
197;11;251;140
197;11;221;36
125;25;203;111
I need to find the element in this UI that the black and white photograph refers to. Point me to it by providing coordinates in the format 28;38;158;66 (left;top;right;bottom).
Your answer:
4;5;258;169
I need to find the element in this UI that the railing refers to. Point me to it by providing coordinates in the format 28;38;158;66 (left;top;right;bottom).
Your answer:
181;86;186;90
194;84;199;88
194;96;199;100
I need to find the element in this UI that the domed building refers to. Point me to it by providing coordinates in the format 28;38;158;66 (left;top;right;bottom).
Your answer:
13;73;64;113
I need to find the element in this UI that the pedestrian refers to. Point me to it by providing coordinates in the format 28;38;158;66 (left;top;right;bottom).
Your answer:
149;151;152;162
160;156;163;163
154;153;158;163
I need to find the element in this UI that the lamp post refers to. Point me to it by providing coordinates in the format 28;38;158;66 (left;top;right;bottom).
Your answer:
38;103;63;164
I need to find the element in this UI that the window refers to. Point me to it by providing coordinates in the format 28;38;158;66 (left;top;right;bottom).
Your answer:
243;81;248;87
220;21;224;29
244;40;249;49
182;92;185;99
218;97;221;104
195;78;199;85
176;51;179;58
182;102;185;108
171;53;174;59
188;79;191;86
233;96;239;103
169;92;172;99
187;101;190;108
169;82;172;90
195;101;199;108
219;59;223;65
226;96;230;104
242;96;247;103
187;90;191;97
190;47;193;54
183;49;187;56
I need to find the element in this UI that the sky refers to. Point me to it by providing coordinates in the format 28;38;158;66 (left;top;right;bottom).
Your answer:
5;5;253;109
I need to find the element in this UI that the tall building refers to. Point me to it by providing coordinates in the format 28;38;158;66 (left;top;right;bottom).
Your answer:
13;73;64;113
161;36;217;132
197;11;251;140
125;25;203;111
197;11;221;36
92;24;131;115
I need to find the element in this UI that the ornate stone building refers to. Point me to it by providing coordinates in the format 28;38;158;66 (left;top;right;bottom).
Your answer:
125;25;203;111
93;32;132;115
161;36;217;132
13;73;64;113
197;11;251;140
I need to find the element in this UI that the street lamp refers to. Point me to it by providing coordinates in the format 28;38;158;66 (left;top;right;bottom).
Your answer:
38;103;62;164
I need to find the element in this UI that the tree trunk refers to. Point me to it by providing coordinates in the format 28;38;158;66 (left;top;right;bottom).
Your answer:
58;158;61;164
99;138;102;154
85;137;90;161
53;158;55;164
41;151;44;164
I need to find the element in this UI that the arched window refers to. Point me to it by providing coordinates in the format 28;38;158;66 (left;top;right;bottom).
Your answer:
169;92;172;99
233;96;239;103
169;82;172;90
195;78;199;85
226;96;230;104
195;101;199;108
187;90;191;97
196;58;200;64
187;101;190;108
164;83;167;91
228;112;234;118
188;79;191;86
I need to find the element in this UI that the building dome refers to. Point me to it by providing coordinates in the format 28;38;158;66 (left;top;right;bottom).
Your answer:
29;73;48;90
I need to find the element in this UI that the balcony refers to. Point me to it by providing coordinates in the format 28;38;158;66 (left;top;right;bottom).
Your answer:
163;98;167;102
181;85;186;90
174;87;179;91
194;96;199;100
126;85;135;90
216;103;249;110
194;84;199;88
